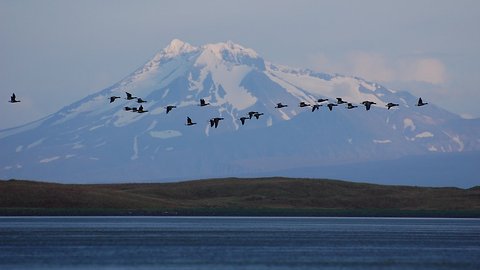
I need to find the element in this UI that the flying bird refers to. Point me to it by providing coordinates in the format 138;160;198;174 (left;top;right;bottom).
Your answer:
317;98;328;103
166;105;177;114
299;102;310;107
247;111;258;119
210;117;224;128
336;98;347;104
186;117;196;126
9;93;20;103
327;103;338;111
109;96;121;103
386;102;399;110
137;105;148;113
124;106;135;111
275;103;288;108
417;98;428;106
199;98;210;106
239;117;249;125
347;103;358;109
125;92;137;100
361;101;376;111
137;98;147;103
311;104;321;112
253;112;264;119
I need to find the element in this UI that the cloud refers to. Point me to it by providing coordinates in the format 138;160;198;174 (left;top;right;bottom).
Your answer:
399;58;447;84
308;52;448;85
348;52;395;82
460;113;474;119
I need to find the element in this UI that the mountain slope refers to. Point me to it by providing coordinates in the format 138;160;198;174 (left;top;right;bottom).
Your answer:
1;39;479;185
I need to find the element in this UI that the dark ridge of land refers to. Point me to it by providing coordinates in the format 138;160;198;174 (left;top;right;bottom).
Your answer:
1;177;479;217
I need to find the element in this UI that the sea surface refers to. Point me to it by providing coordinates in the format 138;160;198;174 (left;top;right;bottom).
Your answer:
0;217;479;269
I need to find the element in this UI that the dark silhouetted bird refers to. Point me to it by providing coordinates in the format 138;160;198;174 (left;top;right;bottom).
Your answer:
253;112;264;119
361;101;376;111
347;103;358;109
327;103;338;111
124;106;135;111
199;98;210;106
132;107;138;112
166;105;176;114
125;92;137;100
317;98;328;103
186;117;196;126
299;102;310;107
9;93;20;103
239;117;249;125
275;103;288;108
311;104;321;112
137;98;147;103
210;117;224;128
417;98;428;106
386;102;399;110
247;111;258;119
137;105;148;113
110;96;121;103
336;98;347;104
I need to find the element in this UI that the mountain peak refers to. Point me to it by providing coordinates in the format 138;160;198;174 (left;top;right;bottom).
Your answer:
202;40;260;59
157;39;199;59
198;40;264;70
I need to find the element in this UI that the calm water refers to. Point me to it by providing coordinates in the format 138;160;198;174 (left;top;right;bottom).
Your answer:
0;217;479;269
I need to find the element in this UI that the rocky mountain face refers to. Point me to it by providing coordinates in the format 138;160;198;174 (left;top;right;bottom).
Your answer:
1;39;479;186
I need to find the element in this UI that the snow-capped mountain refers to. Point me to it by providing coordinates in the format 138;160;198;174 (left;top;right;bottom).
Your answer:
1;39;479;186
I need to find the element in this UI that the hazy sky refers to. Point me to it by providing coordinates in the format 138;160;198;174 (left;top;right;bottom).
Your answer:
1;0;479;129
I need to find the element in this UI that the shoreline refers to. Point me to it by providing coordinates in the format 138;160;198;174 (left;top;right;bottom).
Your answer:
1;208;479;218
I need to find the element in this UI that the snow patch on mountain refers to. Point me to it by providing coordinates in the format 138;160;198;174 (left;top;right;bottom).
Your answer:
27;138;45;149
196;57;257;110
131;136;139;160
449;134;465;151
149;130;182;139
415;131;434;138
403;118;416;131
40;156;60;163
373;139;392;144
267;65;384;106
89;124;104;131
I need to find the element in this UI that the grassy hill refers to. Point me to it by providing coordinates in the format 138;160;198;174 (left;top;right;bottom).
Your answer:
1;177;479;217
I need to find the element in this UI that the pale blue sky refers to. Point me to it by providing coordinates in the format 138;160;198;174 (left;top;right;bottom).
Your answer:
1;0;479;129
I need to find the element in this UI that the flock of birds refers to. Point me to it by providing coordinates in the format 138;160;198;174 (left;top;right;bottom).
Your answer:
112;92;428;129
8;92;429;129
